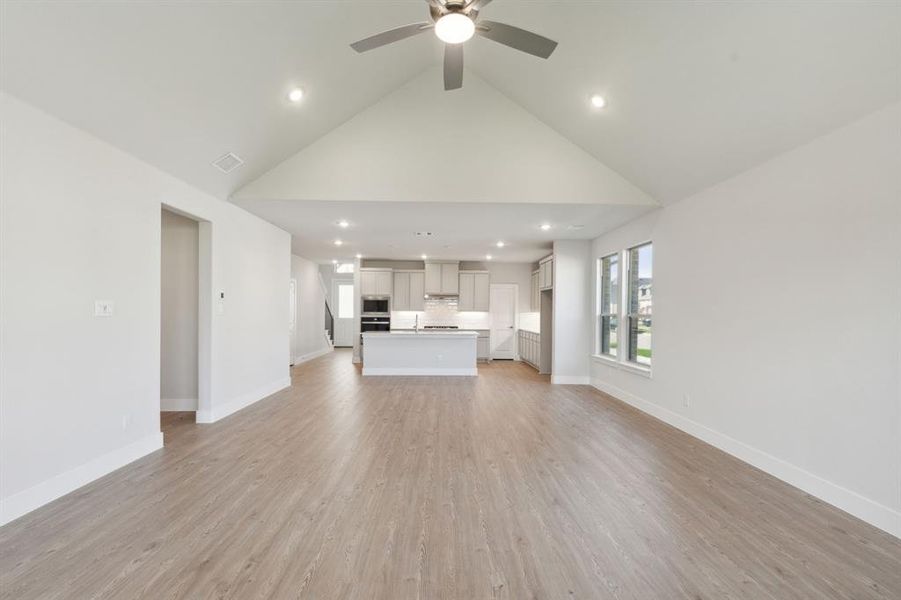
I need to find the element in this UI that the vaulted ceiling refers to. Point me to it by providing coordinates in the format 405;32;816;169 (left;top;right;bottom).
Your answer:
2;1;899;261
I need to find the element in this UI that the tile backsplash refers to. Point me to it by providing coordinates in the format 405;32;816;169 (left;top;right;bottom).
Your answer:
391;297;538;332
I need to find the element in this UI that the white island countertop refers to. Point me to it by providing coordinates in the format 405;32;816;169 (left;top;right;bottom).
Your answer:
362;330;478;376
363;330;478;339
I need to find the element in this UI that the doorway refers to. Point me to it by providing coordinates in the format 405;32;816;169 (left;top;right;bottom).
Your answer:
161;208;199;425
333;280;355;347
489;283;518;360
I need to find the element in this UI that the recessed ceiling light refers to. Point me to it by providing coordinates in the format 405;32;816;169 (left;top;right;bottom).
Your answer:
337;220;349;228
288;88;304;103
421;254;428;260
590;94;606;109
485;254;492;260
540;223;551;231
355;253;362;259
334;239;343;246
496;241;505;248
435;13;475;44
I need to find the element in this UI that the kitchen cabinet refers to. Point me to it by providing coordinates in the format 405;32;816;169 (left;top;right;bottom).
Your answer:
530;270;539;311
392;271;425;311
476;330;490;361
538;255;554;290
425;262;459;295
409;271;425;311
518;329;540;370
361;268;393;297
393;272;409;309
458;271;489;312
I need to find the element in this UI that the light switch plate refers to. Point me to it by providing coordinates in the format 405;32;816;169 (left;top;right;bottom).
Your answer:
94;300;114;317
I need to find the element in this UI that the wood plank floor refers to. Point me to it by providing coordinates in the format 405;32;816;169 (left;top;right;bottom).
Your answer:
1;349;899;599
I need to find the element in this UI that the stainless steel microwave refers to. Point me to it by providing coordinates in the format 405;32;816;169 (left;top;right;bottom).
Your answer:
362;296;390;315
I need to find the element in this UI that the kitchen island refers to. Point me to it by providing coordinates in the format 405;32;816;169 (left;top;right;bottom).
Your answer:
361;330;478;376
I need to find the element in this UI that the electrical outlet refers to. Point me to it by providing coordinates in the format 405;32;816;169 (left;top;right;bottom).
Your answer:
94;300;114;317
682;392;691;408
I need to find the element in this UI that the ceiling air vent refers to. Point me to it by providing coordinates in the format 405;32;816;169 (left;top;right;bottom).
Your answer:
212;152;244;173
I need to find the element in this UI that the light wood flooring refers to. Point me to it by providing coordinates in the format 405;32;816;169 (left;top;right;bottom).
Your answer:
1;349;899;599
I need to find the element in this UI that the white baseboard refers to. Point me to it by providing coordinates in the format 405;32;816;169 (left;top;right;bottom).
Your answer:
0;431;164;527
590;377;901;539
292;346;332;366
160;398;198;411
196;376;291;424
552;374;591;385
362;367;478;376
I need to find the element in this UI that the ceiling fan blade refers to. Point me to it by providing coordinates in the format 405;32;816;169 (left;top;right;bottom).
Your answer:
350;22;433;53
444;44;464;90
467;0;494;10
476;20;557;59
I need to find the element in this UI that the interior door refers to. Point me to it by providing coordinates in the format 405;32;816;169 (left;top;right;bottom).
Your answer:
333;281;355;347
489;284;517;360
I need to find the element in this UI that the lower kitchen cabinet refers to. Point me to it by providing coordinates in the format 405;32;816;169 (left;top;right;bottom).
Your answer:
518;329;540;370
476;330;490;362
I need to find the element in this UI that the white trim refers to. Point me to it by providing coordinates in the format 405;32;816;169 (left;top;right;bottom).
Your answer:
0;432;164;526
551;375;591;385
292;346;332;366
590;377;901;539
591;354;652;378
160;398;198;411
196;377;291;423
362;367;478;376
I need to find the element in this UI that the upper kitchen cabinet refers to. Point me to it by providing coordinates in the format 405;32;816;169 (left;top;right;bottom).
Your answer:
392;270;425;311
360;268;393;297
458;271;489;312
538;255;554;290
531;270;540;310
424;262;459;295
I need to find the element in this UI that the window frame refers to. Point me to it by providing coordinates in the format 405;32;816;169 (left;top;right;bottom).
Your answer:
596;252;620;359
592;240;653;377
625;242;652;368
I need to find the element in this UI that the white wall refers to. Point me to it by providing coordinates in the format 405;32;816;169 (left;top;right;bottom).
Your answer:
589;103;901;537
0;93;291;525
160;208;198;410
292;255;331;363
552;240;592;384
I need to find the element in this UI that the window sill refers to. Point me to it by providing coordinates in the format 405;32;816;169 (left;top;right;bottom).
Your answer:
591;354;652;378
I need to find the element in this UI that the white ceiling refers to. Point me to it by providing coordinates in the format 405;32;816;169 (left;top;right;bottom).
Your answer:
2;1;899;263
244;200;653;263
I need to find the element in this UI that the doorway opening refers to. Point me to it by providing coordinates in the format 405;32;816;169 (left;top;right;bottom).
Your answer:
333;280;355;347
160;206;211;435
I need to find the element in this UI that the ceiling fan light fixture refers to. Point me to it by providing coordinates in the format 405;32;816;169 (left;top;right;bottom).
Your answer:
435;13;475;44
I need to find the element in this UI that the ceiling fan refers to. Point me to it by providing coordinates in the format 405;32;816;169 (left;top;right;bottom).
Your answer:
350;0;558;91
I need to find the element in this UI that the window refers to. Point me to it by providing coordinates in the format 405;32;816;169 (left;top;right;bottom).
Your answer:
627;242;652;366
597;253;619;357
594;241;653;372
337;283;354;319
335;262;354;274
